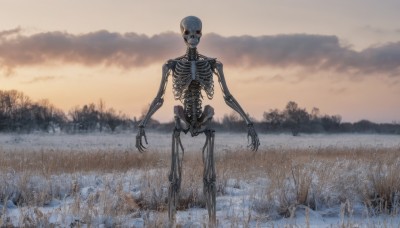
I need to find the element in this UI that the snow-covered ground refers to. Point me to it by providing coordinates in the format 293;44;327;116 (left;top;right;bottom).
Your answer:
0;132;399;227
2;167;400;227
1;131;399;152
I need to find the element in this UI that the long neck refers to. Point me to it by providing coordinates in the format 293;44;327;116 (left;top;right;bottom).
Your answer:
186;47;198;61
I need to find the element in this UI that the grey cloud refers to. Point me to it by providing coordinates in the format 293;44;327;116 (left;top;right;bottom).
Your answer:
21;76;60;84
362;25;400;35
202;33;345;68
0;27;21;38
361;25;387;34
0;30;183;75
202;33;400;76
1;29;400;77
240;74;285;84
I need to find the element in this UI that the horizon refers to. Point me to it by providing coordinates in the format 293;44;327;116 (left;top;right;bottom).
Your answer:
1;0;400;123
1;88;397;125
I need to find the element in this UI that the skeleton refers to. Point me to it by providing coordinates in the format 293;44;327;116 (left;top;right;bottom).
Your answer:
136;16;260;226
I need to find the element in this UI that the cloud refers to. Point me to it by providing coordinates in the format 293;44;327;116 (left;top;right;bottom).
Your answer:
202;33;400;76
21;76;60;84
0;27;21;38
1;29;400;77
361;25;400;36
240;74;284;84
0;29;183;75
361;25;388;34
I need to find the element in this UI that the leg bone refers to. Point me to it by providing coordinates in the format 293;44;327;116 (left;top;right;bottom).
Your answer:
168;127;184;224
203;129;216;226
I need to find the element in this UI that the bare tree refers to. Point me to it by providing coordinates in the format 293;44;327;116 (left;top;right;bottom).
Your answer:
104;108;120;132
263;109;285;130
98;99;106;132
284;101;310;136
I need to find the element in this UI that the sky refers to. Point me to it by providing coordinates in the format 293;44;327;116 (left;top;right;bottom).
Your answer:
1;0;400;123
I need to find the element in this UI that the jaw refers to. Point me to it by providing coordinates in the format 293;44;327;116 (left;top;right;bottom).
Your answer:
185;39;199;49
186;43;198;48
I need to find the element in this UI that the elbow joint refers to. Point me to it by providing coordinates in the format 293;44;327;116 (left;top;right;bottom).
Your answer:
154;97;164;106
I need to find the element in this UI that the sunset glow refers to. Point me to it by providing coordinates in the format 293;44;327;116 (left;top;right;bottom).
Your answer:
1;0;400;123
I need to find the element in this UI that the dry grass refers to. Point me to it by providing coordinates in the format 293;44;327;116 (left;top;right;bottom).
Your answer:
362;159;400;215
0;146;399;226
0;149;165;175
216;147;400;218
1;147;398;175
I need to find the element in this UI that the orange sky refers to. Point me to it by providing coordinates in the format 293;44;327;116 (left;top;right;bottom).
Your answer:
1;0;400;123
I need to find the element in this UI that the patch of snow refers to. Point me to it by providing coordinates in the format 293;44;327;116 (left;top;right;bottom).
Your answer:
1;133;399;226
1;132;399;152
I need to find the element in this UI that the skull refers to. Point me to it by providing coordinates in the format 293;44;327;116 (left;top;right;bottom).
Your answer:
180;16;202;48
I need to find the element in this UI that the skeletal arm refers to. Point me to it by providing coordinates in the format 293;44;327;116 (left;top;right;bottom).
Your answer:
136;61;172;152
214;61;260;151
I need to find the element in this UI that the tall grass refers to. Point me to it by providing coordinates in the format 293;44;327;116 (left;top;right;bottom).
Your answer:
362;159;400;215
0;146;399;226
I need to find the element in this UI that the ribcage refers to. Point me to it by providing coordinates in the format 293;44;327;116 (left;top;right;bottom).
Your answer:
172;61;192;100
197;61;214;99
172;60;214;101
172;59;214;124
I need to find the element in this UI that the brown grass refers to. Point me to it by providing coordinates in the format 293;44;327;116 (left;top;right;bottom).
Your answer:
362;159;400;215
0;149;164;175
1;147;398;175
0;146;399;226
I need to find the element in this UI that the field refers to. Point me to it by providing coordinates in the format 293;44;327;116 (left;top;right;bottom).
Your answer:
0;132;399;227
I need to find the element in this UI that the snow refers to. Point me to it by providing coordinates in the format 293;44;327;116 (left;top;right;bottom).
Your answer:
0;132;399;227
1;132;399;152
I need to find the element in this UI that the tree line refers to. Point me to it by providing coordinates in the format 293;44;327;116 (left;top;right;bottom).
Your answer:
1;89;399;135
259;101;400;135
0;90;131;133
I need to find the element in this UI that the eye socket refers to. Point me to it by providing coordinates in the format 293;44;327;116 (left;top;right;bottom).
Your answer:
184;30;189;35
196;30;201;35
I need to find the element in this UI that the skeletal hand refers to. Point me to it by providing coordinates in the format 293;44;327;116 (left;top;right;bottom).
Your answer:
247;124;260;151
136;126;148;152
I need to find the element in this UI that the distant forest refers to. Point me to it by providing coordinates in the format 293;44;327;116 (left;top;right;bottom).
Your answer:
0;89;399;135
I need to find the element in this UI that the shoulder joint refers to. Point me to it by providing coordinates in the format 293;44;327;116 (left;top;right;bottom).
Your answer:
163;60;175;71
214;60;223;72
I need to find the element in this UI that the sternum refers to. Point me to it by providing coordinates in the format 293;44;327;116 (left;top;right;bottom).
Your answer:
191;61;197;80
